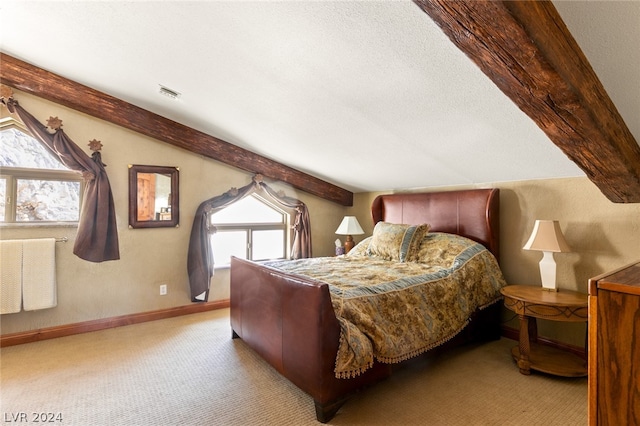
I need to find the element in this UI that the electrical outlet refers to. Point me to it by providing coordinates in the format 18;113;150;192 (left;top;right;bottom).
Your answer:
160;284;167;295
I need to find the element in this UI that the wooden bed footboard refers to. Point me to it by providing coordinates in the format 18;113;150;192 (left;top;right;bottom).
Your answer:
230;256;391;422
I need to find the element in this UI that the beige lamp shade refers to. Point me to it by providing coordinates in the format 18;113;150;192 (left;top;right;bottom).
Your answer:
523;220;571;252
335;216;364;236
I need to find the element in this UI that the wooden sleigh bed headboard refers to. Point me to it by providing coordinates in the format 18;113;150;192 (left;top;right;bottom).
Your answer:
371;188;500;261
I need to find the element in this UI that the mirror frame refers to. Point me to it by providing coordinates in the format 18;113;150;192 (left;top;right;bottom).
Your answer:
128;164;179;229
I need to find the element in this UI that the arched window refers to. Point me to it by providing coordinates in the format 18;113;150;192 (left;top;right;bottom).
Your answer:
209;194;289;267
0;117;82;223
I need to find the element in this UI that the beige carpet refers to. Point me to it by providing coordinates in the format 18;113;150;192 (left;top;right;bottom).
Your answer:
0;309;586;425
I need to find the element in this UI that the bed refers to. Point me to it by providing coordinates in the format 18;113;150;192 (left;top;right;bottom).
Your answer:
230;188;506;422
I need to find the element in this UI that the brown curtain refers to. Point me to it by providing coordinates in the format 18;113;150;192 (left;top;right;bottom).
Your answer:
187;176;312;301
3;98;120;262
260;182;312;259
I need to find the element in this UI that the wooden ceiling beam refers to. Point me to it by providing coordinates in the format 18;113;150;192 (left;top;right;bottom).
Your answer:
0;53;353;206
414;0;640;203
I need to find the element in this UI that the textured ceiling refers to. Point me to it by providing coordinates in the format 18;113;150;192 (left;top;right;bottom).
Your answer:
1;1;638;193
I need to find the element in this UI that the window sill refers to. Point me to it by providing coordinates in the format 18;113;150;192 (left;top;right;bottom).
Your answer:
0;222;78;229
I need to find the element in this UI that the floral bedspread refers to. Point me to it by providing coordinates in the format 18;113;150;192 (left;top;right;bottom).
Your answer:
263;233;507;379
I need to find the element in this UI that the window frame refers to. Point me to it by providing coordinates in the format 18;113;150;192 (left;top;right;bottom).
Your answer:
209;194;291;268
0;119;84;226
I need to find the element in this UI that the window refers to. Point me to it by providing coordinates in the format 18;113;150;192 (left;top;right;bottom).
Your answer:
210;194;289;267
0;118;82;224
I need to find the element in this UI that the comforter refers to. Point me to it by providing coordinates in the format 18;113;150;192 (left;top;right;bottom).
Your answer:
264;231;507;379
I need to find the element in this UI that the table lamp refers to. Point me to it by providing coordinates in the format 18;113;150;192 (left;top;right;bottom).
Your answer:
335;216;364;254
523;220;571;291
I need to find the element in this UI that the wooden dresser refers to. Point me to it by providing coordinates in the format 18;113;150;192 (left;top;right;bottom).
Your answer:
588;261;640;426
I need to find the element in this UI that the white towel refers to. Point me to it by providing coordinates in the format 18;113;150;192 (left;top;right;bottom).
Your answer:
0;240;23;314
22;238;57;311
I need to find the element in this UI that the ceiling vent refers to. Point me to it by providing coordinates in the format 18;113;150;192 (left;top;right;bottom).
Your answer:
158;85;181;100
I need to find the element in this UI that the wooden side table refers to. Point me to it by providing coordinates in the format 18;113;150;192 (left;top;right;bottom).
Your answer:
500;285;588;377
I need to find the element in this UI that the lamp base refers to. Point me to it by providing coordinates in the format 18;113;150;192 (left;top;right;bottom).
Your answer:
344;235;355;254
539;251;558;291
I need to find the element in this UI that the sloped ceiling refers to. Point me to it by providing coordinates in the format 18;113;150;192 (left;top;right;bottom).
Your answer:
1;1;638;198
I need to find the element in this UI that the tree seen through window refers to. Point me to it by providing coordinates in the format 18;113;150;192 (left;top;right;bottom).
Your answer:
0;118;82;223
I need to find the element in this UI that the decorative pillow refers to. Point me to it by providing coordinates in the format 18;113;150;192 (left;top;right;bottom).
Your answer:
346;236;372;258
403;223;431;262
366;222;430;262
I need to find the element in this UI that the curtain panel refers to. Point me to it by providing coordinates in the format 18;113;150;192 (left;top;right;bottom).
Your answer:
3;98;120;262
187;176;312;301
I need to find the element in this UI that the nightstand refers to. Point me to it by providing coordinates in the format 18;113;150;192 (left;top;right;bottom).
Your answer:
500;285;588;377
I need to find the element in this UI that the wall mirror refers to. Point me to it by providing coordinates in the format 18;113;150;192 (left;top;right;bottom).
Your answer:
128;164;179;228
